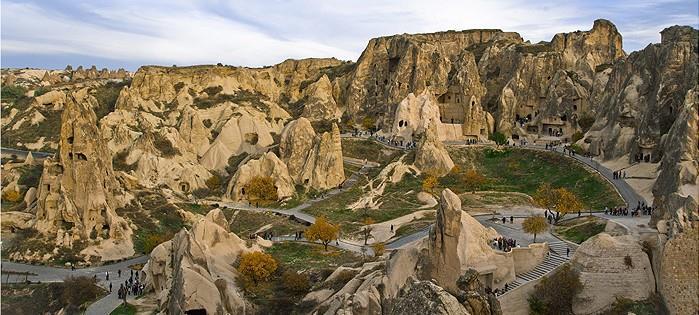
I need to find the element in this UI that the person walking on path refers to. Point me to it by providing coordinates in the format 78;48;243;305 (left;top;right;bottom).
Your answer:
566;247;570;257
109;282;112;292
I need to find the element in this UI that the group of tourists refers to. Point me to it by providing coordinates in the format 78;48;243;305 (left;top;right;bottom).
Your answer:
373;135;416;149
613;170;626;179
463;138;480;145
486;285;511;296
293;230;305;240
117;269;144;300
604;202;655;217
605;206;630;216
492;236;517;252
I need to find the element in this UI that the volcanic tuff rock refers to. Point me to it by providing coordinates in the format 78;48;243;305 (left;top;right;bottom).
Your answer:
414;120;455;176
651;86;698;315
571;233;656;314
305;189;510;314
144;209;252;314
279;118;345;190
390;279;470;315
33;90;134;261
300;74;342;121
583;26;698;162
225;151;295;201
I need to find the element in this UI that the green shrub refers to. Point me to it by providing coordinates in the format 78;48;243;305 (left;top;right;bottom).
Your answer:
18;164;43;187
577;115;595;133
571;131;584;143
489;131;508;146
1;85;27;101
226;153;249;174
34;87;50;97
93;80;129;120
152;133;180;157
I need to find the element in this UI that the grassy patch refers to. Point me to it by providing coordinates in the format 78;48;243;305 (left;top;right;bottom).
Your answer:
1;108;61;152
266;242;362;270
17;164;44;187
460;191;533;208
110;302;137;315
447;147;623;210
229;210;307;237
555;216;606;244
92;80;130;120
394;213;435;238
602;295;667;315
177;202;214;215
342;139;400;165
0;277;106;315
117;191;186;254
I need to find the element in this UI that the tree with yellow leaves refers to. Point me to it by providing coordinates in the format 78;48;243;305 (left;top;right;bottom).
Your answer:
522;216;548;242
306;217;339;251
372;242;385;256
237;251;278;284
533;183;583;223
462;169;487;193
422;173;438;193
2;190;21;202
244;176;278;202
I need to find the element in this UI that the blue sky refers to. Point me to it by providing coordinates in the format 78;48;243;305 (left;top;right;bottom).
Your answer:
2;0;698;70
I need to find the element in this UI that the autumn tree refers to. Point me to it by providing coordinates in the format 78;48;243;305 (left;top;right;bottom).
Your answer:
422;173;438;193
522;216;548;242
2;190;21;202
533;184;582;223
244;176;278;202
462;169;487;193
372;242;385;256
362;217;375;245
305;217;339;251
205;173;223;191
237;251;278;284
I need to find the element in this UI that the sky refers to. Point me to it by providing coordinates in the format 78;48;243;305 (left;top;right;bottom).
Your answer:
2;0;698;70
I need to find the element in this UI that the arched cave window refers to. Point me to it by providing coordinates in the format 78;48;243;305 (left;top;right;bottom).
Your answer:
471;100;475;106
67;137;74;144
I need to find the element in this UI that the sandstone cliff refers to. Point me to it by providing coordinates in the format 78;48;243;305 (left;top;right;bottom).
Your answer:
583;26;698;161
144;209;252;314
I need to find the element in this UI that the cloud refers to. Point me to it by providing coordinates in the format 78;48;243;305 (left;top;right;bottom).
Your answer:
2;0;697;69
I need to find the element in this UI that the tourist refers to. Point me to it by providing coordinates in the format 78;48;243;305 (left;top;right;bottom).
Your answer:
566;248;570;257
390;224;394;232
109;282;112;292
510;216;513;224
118;269;121;278
502;217;506;224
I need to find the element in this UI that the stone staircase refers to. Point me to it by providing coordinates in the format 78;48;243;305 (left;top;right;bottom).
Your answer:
497;241;575;297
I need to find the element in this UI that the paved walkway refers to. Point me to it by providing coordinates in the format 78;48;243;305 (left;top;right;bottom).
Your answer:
1;255;149;315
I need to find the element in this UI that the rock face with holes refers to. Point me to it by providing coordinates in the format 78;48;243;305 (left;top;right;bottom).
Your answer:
280;118;345;190
143;209;253;314
32;89;134;261
582;26;698;162
571;233;656;314
225;151;295;201
650;85;699;315
414;121;455;177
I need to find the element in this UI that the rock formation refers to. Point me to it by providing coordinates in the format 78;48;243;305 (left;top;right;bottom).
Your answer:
225;152;295;201
144;209;253;314
279;118;345;190
33;90;133;261
305;189;512;314
650;86;698;315
583;26;698;162
414;121;455;176
300;74;342;121
570;233;656;314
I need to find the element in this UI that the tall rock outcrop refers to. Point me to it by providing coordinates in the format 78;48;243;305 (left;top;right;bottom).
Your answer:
414;121;455;177
583;26;698;161
650;86;698;315
144;209;253;314
279;118;345;190
225;152;295;201
300;74;342;121
33;90;133;261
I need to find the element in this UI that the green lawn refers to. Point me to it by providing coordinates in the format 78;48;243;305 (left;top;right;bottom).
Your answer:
110;303;137;315
446;147;623;210
554;216;607;244
266;242;362;270
394;212;435;238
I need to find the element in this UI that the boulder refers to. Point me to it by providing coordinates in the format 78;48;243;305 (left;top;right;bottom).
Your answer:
390;279;470;315
571;233;656;314
225;152;295;201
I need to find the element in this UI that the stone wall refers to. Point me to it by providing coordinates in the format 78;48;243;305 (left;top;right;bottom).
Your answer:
511;243;549;275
